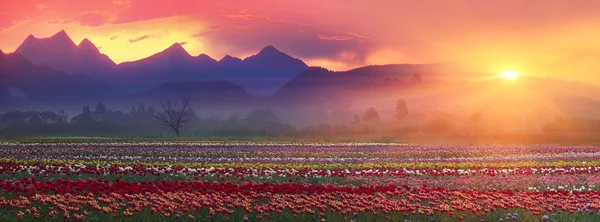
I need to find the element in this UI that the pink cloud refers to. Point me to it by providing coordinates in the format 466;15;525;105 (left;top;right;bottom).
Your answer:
344;31;374;40
76;13;108;27
0;17;31;31
317;34;353;41
224;9;304;26
226;9;271;21
0;13;28;30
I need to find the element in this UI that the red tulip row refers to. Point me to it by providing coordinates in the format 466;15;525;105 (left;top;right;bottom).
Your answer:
0;178;403;196
1;181;600;220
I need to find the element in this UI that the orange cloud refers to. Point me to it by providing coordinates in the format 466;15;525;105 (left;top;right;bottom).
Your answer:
113;0;131;5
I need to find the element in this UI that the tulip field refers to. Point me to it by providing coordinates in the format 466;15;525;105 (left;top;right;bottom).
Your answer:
1;141;600;221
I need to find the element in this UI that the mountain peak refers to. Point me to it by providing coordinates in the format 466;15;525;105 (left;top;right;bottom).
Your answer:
48;29;77;49
162;43;190;57
243;45;307;69
53;29;67;35
220;54;242;62
218;54;243;67
195;53;217;65
25;34;37;42
168;42;184;49
197;53;215;59
78;38;100;54
79;38;93;45
258;45;281;54
197;53;212;59
16;34;39;52
50;30;71;41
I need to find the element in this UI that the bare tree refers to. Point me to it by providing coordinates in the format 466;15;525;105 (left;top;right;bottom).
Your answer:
153;96;192;137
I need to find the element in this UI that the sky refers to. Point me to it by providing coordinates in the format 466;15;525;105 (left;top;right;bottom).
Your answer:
1;0;600;82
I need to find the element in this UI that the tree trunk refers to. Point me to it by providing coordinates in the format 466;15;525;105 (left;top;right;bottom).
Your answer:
175;129;180;137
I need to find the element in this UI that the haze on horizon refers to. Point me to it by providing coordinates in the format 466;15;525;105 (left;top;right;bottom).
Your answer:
1;0;600;83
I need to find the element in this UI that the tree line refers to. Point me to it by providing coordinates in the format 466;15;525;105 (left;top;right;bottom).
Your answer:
0;96;298;138
3;95;594;140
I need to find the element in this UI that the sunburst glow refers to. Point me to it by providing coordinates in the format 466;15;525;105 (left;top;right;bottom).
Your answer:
501;71;519;79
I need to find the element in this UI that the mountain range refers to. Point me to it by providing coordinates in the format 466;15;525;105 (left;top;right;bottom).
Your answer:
14;30;307;94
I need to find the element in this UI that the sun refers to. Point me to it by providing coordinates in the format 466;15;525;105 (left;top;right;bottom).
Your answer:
501;71;519;79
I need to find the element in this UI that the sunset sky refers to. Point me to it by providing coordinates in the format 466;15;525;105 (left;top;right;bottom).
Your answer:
1;0;600;82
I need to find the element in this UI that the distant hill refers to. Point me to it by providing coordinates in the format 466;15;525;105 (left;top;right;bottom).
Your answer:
273;64;447;105
144;81;251;101
116;81;256;112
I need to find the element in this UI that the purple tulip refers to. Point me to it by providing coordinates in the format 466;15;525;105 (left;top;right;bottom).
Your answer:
541;215;549;222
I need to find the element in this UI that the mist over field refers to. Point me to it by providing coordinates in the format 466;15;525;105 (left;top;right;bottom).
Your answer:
2;1;600;221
